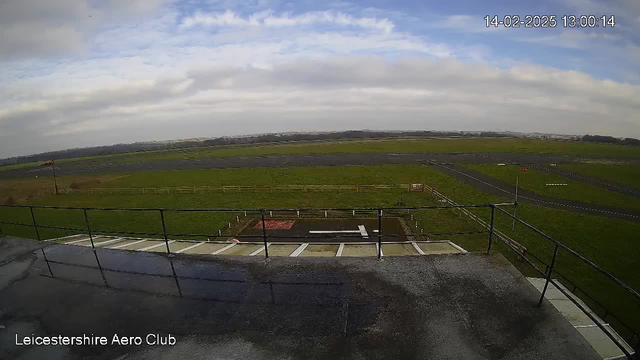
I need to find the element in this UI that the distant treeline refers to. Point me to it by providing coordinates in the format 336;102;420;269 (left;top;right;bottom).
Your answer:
0;130;511;166
581;135;640;146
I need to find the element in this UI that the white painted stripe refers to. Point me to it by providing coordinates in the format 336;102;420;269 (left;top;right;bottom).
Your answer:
336;243;345;257
138;240;175;251
574;324;608;328
45;234;85;242
249;244;270;256
110;239;146;249
309;230;360;233
93;238;124;247
176;242;205;253
64;237;91;245
358;225;368;239
212;243;236;255
412;242;425;255
447;241;468;253
290;243;309;257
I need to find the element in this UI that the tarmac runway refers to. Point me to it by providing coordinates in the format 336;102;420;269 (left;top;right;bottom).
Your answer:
3;152;639;222
436;165;640;222
3;152;640;179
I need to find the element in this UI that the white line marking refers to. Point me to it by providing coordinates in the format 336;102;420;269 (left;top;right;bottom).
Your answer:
309;230;360;233
249;243;270;256
64;237;91;245
212;243;236;255
290;243;309;257
45;234;85;242
176;242;205;253
447;241;468;253
574;324;609;328
110;239;146;249
138;240;175;251
358;225;369;239
93;238;124;247
412;242;425;255
336;243;345;257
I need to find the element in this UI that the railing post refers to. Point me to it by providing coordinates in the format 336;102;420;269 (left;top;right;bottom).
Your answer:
83;209;95;250
261;210;269;259
29;206;41;241
377;209;383;260
159;209;171;254
487;205;495;254
538;243;560;307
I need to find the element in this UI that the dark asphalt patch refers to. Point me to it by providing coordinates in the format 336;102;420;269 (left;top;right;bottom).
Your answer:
0;242;600;359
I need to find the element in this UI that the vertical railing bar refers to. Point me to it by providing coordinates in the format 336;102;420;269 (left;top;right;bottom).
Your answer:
29;206;41;241
261;210;269;259
377;209;382;260
538;243;560;307
487;205;495;254
83;209;95;250
160;209;171;254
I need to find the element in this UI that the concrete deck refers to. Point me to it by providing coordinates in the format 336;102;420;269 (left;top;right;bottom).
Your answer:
0;236;600;360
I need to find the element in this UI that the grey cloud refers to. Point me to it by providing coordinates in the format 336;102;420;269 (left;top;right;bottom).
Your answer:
1;56;639;157
0;0;166;60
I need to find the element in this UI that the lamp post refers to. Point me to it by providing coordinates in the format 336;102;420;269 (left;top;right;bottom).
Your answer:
41;160;58;195
52;160;59;195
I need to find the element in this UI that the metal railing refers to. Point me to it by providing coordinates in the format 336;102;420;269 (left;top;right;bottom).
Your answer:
0;202;638;358
0;203;497;259
493;205;639;359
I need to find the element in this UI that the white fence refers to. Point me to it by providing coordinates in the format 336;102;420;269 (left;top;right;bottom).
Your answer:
64;184;421;195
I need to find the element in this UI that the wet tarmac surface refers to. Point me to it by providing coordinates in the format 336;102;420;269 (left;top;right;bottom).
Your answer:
0;237;600;360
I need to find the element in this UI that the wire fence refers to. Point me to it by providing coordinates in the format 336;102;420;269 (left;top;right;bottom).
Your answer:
62;184;421;195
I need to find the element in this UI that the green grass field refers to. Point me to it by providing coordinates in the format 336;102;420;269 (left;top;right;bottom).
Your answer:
3;137;640;172
462;164;640;211
559;163;640;188
1;163;639;336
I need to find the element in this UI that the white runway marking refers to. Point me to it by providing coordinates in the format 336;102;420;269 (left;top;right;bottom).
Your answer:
290;243;309;257
212;243;236;255
64;237;91;245
92;238;124;246
110;239;146;249
358;225;368;239
310;225;370;238
336;243;345;257
139;241;175;251
176;242;205;253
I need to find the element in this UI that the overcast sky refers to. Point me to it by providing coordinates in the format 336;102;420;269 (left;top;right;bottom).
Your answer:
1;0;640;158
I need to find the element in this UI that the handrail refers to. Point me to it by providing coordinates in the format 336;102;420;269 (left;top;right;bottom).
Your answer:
494;204;640;302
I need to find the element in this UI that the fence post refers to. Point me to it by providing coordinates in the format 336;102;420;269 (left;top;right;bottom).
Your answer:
377;209;383;260
487;205;495;254
537;243;560;307
83;209;96;249
29;206;41;241
260;210;269;259
159;209;171;254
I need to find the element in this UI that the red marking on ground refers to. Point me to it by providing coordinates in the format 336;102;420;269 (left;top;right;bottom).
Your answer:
255;220;296;230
